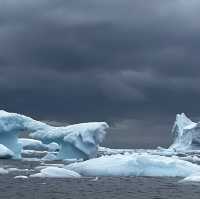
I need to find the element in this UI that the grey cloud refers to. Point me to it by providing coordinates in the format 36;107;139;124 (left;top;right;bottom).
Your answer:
1;0;200;147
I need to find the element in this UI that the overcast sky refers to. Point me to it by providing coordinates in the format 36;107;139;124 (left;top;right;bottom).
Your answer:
1;0;200;148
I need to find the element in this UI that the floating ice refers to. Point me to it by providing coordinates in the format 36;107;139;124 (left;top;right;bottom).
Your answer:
30;166;81;178
169;113;200;151
66;153;200;177
0;168;9;174
14;175;28;179
0;110;108;160
181;173;200;183
22;150;48;155
7;168;29;172
0;144;14;159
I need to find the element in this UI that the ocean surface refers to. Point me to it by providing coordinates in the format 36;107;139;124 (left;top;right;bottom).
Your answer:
1;158;200;199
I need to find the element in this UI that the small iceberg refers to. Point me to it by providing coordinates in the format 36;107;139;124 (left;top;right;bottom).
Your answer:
66;153;200;177
30;167;81;178
181;176;200;183
180;173;200;183
169;113;200;151
30;122;109;160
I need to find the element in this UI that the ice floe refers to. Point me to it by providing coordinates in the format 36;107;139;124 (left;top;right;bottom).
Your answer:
30;166;81;178
66;153;200;177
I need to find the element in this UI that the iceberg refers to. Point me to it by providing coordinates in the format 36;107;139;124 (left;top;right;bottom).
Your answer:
169;113;200;151
0;110;48;158
66;153;200;177
0;110;108;160
30;166;81;178
30;122;109;160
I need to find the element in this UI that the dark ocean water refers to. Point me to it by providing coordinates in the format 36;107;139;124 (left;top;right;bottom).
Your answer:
1;175;200;199
1;157;200;199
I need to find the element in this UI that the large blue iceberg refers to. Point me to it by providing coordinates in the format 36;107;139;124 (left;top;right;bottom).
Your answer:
0;110;109;159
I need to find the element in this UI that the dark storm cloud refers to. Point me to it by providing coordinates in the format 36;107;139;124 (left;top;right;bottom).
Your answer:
1;0;200;148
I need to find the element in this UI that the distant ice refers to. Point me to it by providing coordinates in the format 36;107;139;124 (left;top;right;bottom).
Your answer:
14;175;28;179
169;113;200;151
7;168;29;172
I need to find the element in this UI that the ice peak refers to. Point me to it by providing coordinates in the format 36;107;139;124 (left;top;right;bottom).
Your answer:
169;113;199;151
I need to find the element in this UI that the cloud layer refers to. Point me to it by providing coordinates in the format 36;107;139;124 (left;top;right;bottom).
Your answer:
1;0;200;148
